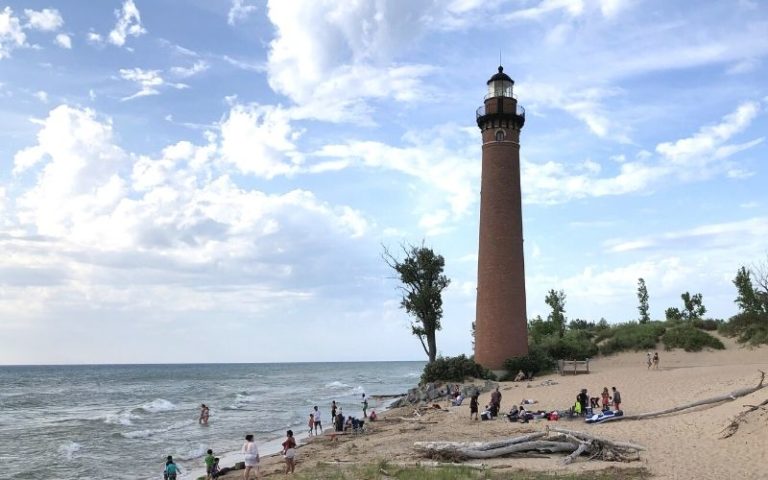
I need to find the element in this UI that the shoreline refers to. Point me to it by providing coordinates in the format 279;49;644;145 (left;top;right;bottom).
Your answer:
212;336;768;479
187;395;407;479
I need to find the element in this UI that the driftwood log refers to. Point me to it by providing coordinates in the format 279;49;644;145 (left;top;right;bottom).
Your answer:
720;395;768;439
414;428;643;464
618;371;765;421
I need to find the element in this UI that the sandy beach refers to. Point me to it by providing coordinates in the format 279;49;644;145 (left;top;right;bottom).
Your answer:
217;335;768;479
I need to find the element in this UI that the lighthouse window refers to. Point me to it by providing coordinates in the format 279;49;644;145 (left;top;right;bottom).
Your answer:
495;130;505;141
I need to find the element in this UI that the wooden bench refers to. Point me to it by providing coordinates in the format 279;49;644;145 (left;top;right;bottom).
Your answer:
557;359;590;375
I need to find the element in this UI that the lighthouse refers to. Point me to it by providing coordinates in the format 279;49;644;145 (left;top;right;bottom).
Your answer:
474;66;528;371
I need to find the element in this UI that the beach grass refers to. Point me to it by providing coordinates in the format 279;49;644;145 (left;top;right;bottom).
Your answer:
288;462;650;479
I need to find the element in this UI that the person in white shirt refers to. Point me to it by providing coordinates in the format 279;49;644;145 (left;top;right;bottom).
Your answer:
312;405;322;435
241;434;259;479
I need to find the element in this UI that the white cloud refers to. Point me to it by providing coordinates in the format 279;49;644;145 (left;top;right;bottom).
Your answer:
108;0;146;47
266;0;436;122
656;101;761;168
218;104;304;178
24;8;63;32
222;55;265;72
119;68;188;101
523;101;764;204
313;124;480;231
605;217;768;254
504;0;585;21
170;60;209;78
0;7;27;59
228;0;258;26
54;33;71;49
9;104;370;293
34;90;48;103
87;32;102;44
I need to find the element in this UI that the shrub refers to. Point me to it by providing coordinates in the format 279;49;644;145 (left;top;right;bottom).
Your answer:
691;318;722;331
420;354;496;384
662;325;725;352
541;331;598;360
720;312;768;346
502;344;556;378
598;322;666;355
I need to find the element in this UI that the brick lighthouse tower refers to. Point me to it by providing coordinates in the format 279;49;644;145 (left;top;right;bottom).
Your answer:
474;66;528;371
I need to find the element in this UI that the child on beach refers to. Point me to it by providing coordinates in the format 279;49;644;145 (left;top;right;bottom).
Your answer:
282;429;297;474
308;413;314;436
601;387;611;410
164;456;181;480
211;458;220;479
205;449;215;480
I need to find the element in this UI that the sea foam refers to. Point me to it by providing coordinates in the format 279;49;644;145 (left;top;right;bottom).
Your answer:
58;442;81;460
138;398;177;413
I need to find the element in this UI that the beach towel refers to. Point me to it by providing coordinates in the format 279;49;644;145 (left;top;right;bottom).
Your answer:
585;410;624;424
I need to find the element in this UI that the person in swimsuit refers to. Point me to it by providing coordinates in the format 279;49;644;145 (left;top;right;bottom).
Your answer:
282;429;297;474
242;434;259;479
199;404;210;425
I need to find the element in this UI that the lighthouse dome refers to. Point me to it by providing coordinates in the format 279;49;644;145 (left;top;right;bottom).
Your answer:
486;66;514;98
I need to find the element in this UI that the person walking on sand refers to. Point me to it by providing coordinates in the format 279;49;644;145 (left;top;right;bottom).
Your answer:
646;352;652;369
199;404;209;425
242;434;259;479
307;413;314;436
469;391;479;421
312;405;322;435
652;352;660;370
612;387;622;411
282;429;297;474
490;386;502;417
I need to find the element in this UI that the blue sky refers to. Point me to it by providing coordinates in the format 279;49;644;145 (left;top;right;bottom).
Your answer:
1;0;766;364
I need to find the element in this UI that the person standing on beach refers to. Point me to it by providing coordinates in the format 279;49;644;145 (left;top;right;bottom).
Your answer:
330;400;337;423
164;456;181;480
469;392;479;420
307;413;314;436
612;387;622;411
313;405;322;435
204;449;215;480
646;352;652;369
282;429;297;474
490;387;502;417
652;352;660;370
242;434;259;479
361;393;369;418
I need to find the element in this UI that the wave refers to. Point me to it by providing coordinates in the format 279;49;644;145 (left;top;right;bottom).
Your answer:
137;398;177;414
104;411;141;426
121;420;193;439
405;372;420;378
325;381;350;389
57;442;81;460
179;443;207;460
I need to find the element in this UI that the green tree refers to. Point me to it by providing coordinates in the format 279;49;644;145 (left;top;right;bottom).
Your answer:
383;243;450;364
545;289;567;338
724;263;768;345
682;292;706;320
637;278;650;324
665;291;706;323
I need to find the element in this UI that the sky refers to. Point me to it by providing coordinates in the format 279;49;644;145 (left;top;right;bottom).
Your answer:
0;0;767;365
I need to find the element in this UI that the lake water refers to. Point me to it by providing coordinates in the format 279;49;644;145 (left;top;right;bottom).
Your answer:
0;362;424;479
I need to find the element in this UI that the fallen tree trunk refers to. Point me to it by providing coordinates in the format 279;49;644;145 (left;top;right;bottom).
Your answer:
548;427;646;451
414;432;548;452
417;440;577;461
414;428;644;464
620;371;765;421
720;395;768;439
